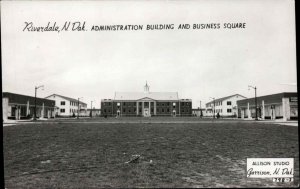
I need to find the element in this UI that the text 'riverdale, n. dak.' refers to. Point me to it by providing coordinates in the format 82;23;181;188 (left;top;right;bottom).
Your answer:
22;22;247;33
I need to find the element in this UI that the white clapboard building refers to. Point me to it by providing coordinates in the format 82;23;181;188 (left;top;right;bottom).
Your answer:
206;94;247;117
45;94;87;117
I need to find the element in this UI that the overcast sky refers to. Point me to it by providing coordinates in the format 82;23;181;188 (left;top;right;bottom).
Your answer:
2;0;297;108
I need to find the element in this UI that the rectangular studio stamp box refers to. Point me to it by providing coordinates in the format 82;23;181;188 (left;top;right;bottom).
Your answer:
247;158;294;182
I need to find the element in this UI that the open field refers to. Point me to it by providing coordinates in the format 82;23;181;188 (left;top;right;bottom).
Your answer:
3;118;299;188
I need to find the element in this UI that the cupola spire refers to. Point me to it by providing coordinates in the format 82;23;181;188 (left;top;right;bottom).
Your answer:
144;81;150;93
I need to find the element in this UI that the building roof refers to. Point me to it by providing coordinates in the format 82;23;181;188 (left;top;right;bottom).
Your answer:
114;92;179;101
237;92;298;107
45;94;87;105
3;92;55;107
87;109;101;111
206;94;247;105
192;108;206;111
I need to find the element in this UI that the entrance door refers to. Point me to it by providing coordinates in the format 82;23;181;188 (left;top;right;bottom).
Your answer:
257;107;261;118
144;108;150;117
11;107;16;117
271;105;275;120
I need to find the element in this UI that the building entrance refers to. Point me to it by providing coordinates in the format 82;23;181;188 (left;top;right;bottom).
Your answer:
144;108;150;117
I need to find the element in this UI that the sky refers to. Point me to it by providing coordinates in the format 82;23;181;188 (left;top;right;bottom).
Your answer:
1;0;297;109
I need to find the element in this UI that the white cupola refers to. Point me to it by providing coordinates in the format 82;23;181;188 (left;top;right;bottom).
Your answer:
144;81;150;93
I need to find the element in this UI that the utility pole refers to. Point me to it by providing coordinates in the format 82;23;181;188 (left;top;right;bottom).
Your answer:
199;100;202;117
209;97;215;119
90;101;93;118
248;85;258;120
77;97;83;119
34;85;44;121
213;99;215;118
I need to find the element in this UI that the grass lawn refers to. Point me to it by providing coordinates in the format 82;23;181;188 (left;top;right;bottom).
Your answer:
3;118;299;188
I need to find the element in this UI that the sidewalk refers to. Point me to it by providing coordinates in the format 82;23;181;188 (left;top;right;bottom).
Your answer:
3;118;48;126
3;117;298;126
258;119;298;126
3;117;92;126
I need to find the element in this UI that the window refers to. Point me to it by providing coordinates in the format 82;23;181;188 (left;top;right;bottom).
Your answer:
104;109;106;113
108;102;111;106
144;102;149;107
227;109;232;113
60;109;65;113
139;108;142;113
151;108;154;113
167;108;169;112
61;101;65;105
227;101;232;105
151;102;154;106
162;109;164;112
123;108;126;113
123;102;126;106
167;102;170;106
139;102;142;106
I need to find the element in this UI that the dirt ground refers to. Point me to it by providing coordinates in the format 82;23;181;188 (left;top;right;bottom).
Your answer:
3;118;299;188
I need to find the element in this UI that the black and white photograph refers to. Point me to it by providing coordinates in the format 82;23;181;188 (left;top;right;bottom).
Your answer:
1;0;298;188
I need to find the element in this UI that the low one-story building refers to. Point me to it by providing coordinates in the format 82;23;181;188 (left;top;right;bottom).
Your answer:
237;92;298;120
85;108;101;117
2;92;56;121
192;108;207;117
